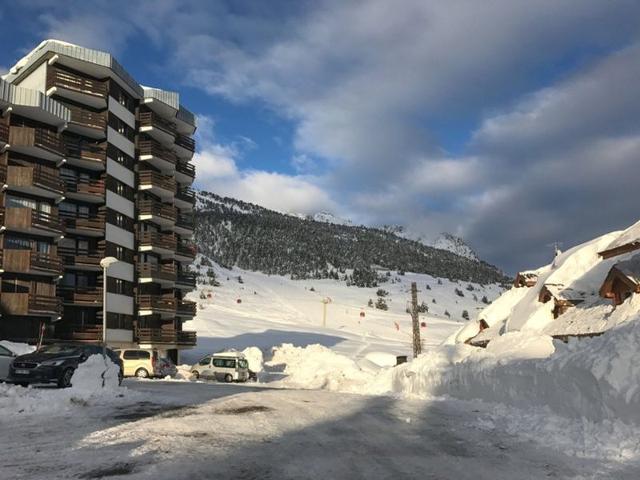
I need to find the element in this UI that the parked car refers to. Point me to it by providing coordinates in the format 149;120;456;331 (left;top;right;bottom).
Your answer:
0;343;19;382
191;352;250;382
9;344;123;388
158;357;178;378
115;349;162;378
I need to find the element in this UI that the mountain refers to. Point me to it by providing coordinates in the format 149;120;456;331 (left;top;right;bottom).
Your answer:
194;191;509;285
382;226;478;261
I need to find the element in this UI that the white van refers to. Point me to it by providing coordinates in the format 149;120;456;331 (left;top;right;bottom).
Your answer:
191;351;249;382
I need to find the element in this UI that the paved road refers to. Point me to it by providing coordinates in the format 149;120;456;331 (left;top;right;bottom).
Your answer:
1;380;638;479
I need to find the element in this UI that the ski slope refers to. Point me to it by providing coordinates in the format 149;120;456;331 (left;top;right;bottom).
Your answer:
182;259;503;363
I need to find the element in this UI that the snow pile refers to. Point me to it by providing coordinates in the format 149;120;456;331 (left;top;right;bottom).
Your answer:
0;340;35;356
267;343;373;392
364;351;397;368
242;346;264;372
70;354;120;396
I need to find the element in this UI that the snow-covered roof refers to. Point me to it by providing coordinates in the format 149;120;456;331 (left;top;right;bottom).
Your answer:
541;284;586;303
599;219;640;256
612;255;640;284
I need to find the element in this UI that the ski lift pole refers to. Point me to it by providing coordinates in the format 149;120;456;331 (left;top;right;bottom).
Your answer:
411;282;421;358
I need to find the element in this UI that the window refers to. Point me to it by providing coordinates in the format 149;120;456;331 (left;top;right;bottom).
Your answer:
116;182;125;197
1;280;28;293
213;358;236;368
0;345;12;357
115;213;124;228
123;350;140;360
115;246;124;260
6;195;36;210
114;279;124;294
4;236;31;250
36;241;51;254
61;273;75;287
139;351;150;359
198;357;211;366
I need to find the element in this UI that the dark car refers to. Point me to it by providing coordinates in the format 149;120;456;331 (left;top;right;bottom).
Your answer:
9;343;123;388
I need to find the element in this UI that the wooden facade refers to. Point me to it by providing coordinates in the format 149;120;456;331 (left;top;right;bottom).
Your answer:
599;260;640;306
514;271;538;288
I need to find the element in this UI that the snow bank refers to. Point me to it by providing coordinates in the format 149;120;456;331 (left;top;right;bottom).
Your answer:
70;354;120;395
242;346;264;372
0;340;36;356
364;351;397;368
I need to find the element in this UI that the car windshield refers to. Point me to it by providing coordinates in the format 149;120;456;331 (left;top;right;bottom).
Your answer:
38;345;80;355
238;359;249;369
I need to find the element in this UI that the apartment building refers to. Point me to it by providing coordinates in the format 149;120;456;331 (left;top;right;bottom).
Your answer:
0;41;197;362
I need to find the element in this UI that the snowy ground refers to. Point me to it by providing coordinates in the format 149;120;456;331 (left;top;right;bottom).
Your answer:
2;380;639;480
183;261;503;364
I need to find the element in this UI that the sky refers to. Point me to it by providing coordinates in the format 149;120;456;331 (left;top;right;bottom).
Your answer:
1;0;639;274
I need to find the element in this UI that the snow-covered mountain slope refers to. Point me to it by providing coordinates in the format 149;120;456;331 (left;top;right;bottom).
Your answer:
182;256;504;363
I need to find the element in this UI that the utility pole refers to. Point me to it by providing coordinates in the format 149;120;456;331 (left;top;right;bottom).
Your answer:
410;282;421;358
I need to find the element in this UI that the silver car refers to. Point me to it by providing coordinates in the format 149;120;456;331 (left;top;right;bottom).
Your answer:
191;353;250;382
0;344;18;381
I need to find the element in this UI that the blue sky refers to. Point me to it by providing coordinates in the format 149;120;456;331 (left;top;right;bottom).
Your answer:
1;1;640;273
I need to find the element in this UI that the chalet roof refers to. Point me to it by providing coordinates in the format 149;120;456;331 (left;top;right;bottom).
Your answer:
599;219;640;257
541;284;586;303
517;271;538;279
611;255;640;284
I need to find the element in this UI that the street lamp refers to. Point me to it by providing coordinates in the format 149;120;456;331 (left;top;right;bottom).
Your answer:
100;257;119;361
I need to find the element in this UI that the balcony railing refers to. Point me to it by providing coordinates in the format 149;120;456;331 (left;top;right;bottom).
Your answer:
0;292;61;316
139;200;177;223
64;138;107;163
138;138;179;165
9;126;66;157
177;330;197;345
176;161;195;179
139;170;176;193
57;247;104;269
65;104;107;132
176;187;195;205
176;271;197;288
62;174;105;197
138;262;177;282
176;213;194;231
2;250;62;275
134;328;197;346
175;133;196;153
7;165;64;194
60;210;106;233
29;294;62;315
47;67;108;99
176;242;197;259
138;295;176;313
55;325;103;343
59;287;102;305
139;110;177;136
138;231;177;251
0;123;8;144
4;207;63;235
176;300;197;317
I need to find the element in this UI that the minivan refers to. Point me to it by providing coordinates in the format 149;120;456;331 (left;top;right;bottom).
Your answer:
116;349;161;378
191;352;249;382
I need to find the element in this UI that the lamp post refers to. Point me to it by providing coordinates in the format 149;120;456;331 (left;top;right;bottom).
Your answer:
99;257;119;360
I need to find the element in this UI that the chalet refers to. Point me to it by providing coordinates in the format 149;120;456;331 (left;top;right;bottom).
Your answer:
538;284;585;319
513;271;538;288
599;255;640;306
598;220;640;259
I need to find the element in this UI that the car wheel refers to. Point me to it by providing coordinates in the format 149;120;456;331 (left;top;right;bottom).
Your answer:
17;382;29;388
135;368;150;379
191;370;199;379
58;368;74;388
224;374;233;383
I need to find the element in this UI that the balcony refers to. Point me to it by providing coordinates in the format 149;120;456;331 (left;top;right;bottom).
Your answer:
64;104;107;138
174;213;194;235
135;328;197;346
138;138;179;173
137;294;176;316
139;110;177;145
0;123;8;146
55;325;103;343
138;231;176;256
61;210;106;237
138;200;176;227
63;137;107;170
175;241;197;262
59;287;102;306
177;330;197;346
46;66;108;108
174;133;195;159
138;170;176;200
62;174;105;203
175;160;195;184
138;262;177;285
2;250;62;276
8;126;65;161
175;187;195;210
176;271;197;290
4;207;63;237
6;165;64;199
176;299;197;317
0;293;61;317
58;246;104;271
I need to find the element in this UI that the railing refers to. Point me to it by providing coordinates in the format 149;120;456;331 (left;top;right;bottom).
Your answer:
136;327;177;344
9;127;66;156
139;170;176;193
176;300;197;316
0;164;5;183
57;247;104;268
175;133;196;153
59;288;102;305
176;160;195;179
7;165;64;193
138;200;177;222
64;137;107;162
66;104;107;131
62;174;105;197
176;242;197;259
29;294;62;314
139;110;177;136
176;213;194;231
176;187;195;205
31;251;62;272
138;231;177;251
0;122;8;144
176;271;197;288
2;250;62;274
60;210;106;232
4;208;63;234
47;67;108;99
138;262;177;282
177;330;197;345
56;325;103;342
137;295;176;312
138;138;179;165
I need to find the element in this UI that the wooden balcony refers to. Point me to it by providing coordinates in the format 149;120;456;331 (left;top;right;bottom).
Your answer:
4;207;63;237
175;241;197;261
65;104;107;138
176;271;197;289
0;122;8;145
55;325;103;343
138;200;176;226
58;246;104;270
62;174;105;203
135;328;197;346
137;294;176;315
176;299;197;317
174;133;196;158
7;165;64;198
138;262;177;284
175;160;195;184
59;287;102;306
63;137;107;169
139;110;177;145
47;66;108;108
0;293;61;317
2;250;62;276
174;213;195;235
175;187;195;210
138;231;176;254
177;330;197;346
138;170;176;199
138;138;178;173
8;126;66;160
61;210;106;237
